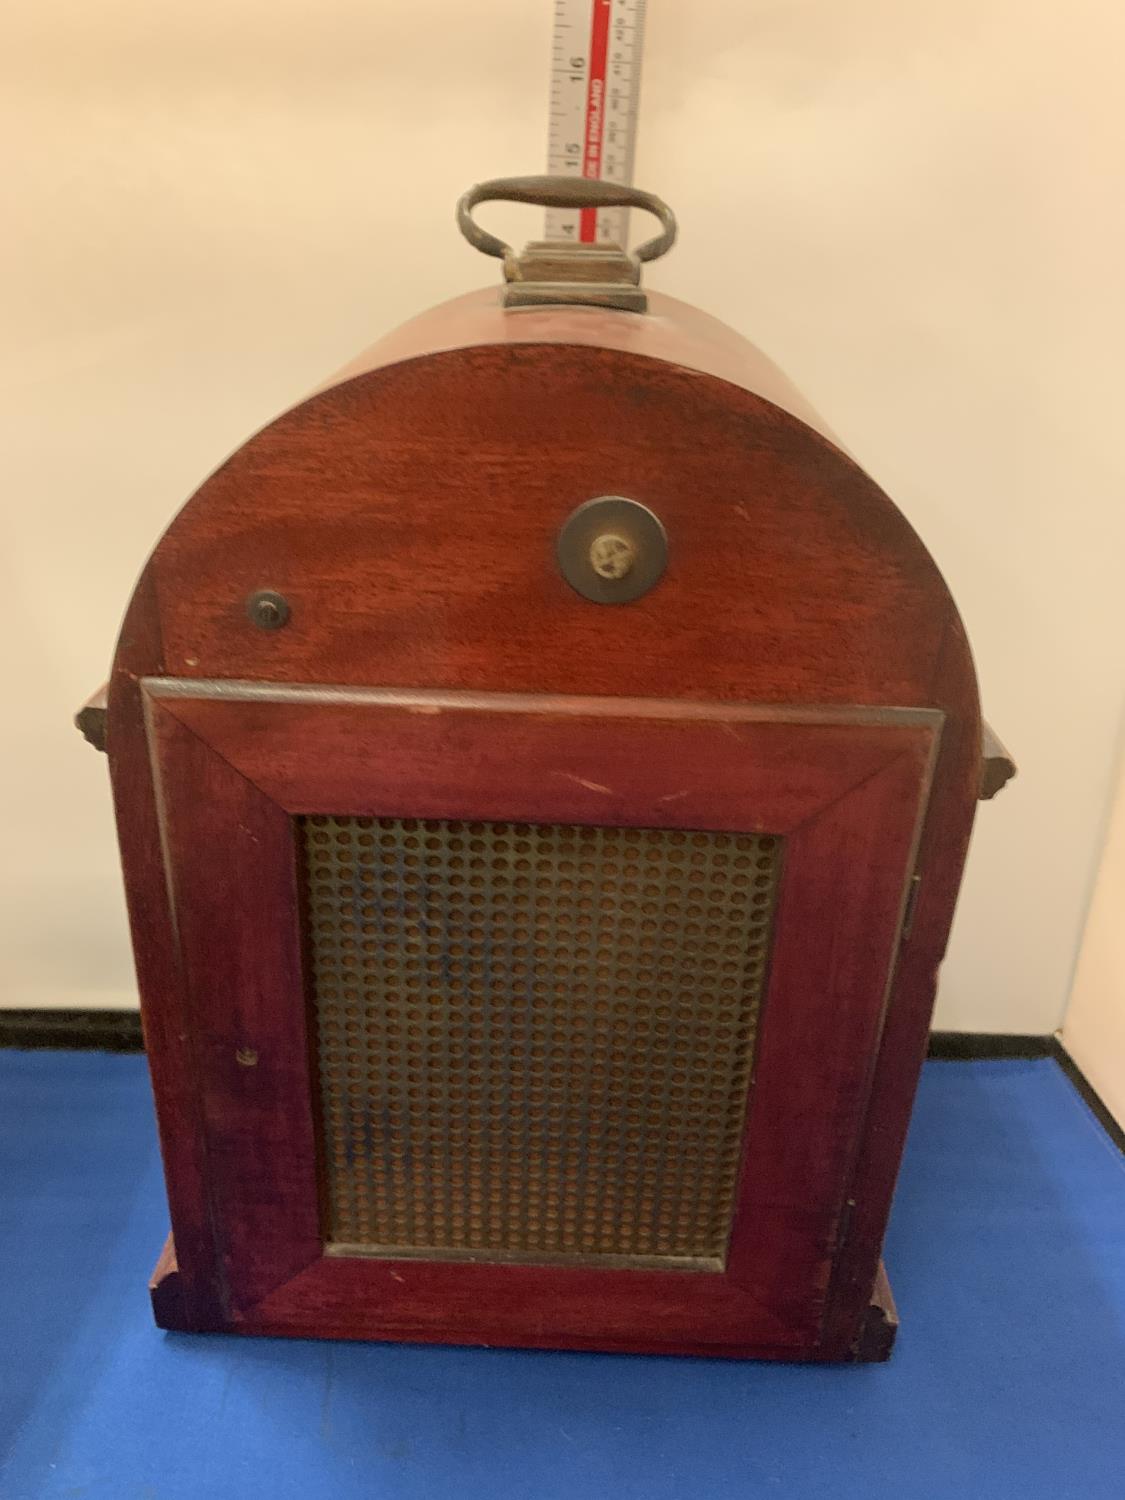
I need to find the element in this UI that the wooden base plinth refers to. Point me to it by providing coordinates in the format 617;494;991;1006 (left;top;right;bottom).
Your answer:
853;1259;899;1362
150;1234;899;1362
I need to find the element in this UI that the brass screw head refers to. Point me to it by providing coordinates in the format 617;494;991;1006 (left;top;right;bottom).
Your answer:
235;1047;259;1067
588;532;636;581
246;590;290;630
557;495;666;604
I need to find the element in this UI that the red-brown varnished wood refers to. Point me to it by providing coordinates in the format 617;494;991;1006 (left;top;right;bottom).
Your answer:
146;681;936;830
818;618;979;1357
106;285;982;1360
151;344;948;705
320;288;840;445
108;573;227;1330
140;682;936;1353
145;698;321;1312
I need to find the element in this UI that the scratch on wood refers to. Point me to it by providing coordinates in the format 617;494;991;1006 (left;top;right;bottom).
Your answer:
557;772;613;795
658;788;690;805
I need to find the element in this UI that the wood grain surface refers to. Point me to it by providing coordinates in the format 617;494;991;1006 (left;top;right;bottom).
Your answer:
107;286;981;1359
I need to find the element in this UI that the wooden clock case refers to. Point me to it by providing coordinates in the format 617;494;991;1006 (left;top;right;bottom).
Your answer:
80;180;1013;1362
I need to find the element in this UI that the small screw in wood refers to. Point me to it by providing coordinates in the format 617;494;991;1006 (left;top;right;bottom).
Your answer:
589;533;636;581
246;590;290;630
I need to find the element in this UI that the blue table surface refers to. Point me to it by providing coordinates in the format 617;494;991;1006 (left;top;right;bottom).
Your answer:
1;1052;1123;1499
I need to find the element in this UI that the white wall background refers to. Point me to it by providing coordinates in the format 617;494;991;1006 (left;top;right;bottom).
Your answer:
3;0;1122;1030
1064;738;1125;1125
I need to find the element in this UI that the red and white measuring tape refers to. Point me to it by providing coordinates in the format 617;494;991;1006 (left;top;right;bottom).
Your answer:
545;0;647;247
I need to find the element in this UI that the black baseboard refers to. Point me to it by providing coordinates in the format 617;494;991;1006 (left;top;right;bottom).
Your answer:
0;1009;144;1052
1;1011;1120;1155
1051;1042;1125;1156
0;1012;1059;1060
927;1031;1124;1155
926;1031;1055;1060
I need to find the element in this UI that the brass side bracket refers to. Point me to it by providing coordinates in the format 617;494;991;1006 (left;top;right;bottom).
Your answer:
75;683;108;753
979;721;1017;800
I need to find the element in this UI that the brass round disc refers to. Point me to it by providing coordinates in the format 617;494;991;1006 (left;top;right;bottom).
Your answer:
556;496;667;604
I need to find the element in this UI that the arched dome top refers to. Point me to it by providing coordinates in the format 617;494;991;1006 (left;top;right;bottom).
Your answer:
111;287;977;725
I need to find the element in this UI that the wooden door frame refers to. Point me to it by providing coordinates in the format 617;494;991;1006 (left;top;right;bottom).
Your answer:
141;679;940;1357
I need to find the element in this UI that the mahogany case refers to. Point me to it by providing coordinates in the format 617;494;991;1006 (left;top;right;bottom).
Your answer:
83;185;1012;1361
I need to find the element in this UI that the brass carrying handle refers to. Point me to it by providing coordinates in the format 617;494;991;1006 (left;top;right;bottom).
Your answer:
456;176;677;264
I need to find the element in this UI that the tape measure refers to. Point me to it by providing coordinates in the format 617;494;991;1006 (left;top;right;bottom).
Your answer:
545;0;647;247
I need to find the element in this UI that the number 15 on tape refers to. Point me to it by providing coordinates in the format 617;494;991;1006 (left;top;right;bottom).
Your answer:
546;0;647;247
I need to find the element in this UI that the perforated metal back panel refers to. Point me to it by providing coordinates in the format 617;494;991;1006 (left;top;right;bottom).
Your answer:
301;816;780;1270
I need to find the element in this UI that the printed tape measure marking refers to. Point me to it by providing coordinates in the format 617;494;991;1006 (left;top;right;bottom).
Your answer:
546;0;647;247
